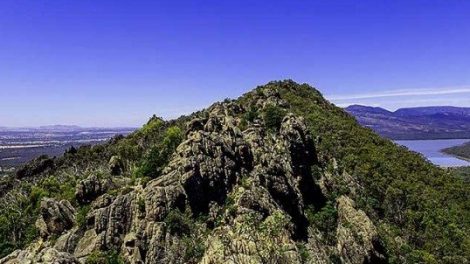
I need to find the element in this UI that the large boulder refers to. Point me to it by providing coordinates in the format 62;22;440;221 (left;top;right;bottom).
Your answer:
36;198;76;238
75;175;111;204
108;155;124;176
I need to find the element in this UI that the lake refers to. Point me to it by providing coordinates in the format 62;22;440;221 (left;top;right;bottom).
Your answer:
395;139;470;167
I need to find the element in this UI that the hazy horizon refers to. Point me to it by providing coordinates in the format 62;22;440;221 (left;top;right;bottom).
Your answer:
1;100;470;128
1;1;469;127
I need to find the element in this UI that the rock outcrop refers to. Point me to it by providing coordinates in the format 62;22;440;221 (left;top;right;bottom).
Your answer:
109;156;124;176
336;196;386;264
1;247;80;264
36;198;76;238
1;84;388;264
75;175;112;204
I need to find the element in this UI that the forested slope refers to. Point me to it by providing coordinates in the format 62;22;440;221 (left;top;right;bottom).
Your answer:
0;81;468;264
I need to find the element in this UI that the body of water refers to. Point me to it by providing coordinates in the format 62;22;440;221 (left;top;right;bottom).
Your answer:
395;139;470;167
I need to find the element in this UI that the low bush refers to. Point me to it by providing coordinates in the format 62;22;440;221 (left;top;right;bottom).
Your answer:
263;105;286;131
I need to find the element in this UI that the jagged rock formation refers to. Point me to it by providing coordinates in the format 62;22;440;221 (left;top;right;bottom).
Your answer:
1;81;467;264
335;196;384;264
75;175;112;204
36;198;76;239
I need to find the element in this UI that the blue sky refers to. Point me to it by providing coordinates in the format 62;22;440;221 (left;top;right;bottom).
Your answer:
1;1;469;127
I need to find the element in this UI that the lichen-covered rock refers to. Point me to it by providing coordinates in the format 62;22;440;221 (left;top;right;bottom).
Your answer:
73;229;99;259
121;232;144;264
319;158;362;201
0;245;80;264
201;210;301;264
53;227;82;254
305;229;332;264
77;192;135;253
31;247;80;264
75;175;111;204
109;155;124;175
36;198;76;238
336;196;386;264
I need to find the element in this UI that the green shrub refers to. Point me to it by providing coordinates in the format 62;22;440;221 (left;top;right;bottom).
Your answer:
137;197;146;214
263;105;286;131
297;243;310;262
77;205;91;229
115;138;140;161
244;107;258;122
141;116;164;136
450;166;470;183
305;201;338;243
238;118;248;131
28;176;76;206
240;176;251;188
0;241;14;259
164;209;192;236
182;236;206;261
162;208;207;262
136;126;182;178
29;186;48;208
329;254;342;264
0;192;38;258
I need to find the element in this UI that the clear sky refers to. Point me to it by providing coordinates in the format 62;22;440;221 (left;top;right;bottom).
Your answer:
1;1;469;127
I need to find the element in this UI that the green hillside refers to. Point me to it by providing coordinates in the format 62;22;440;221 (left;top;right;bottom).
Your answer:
0;80;468;264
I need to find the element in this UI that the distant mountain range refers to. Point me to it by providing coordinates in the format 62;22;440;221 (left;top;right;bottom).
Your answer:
345;105;470;140
0;125;137;132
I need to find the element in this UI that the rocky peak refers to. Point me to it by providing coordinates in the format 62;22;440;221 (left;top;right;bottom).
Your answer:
1;83;393;264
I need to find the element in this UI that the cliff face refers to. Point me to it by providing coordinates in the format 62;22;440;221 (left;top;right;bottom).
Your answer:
0;81;468;264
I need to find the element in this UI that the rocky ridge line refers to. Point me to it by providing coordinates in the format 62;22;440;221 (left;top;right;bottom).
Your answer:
1;87;384;264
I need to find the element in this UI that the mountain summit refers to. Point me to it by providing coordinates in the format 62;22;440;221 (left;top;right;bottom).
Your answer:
0;81;467;264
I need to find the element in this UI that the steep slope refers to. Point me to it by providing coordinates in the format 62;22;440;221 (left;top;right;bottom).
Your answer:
0;81;468;264
346;105;470;139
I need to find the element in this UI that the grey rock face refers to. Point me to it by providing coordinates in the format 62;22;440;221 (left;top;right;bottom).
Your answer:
75;191;136;255
336;196;386;264
0;247;80;264
109;155;124;176
53;227;82;254
75;175;111;204
36;198;76;238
